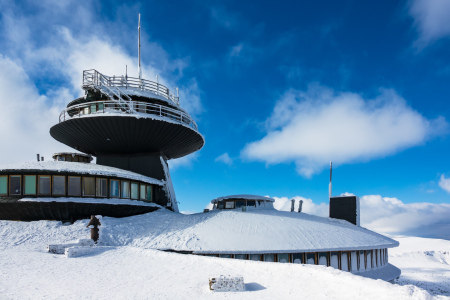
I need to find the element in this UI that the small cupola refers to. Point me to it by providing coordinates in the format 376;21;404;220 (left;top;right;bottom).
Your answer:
52;152;93;163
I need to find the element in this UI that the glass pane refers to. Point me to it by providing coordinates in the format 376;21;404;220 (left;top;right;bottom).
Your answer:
0;176;7;195
96;178;107;197
68;177;81;196
73;156;79;162
98;102;104;111
351;251;358;271
217;202;224;209
219;254;232;259
38;176;51;195
330;252;339;268
83;177;95;196
234;254;246;260
146;185;152;201
249;254;260;261
306;253;315;264
278;253;289;263
235;200;245;208
24;175;36;195
293;253;303;264
341;252;349;271
110;180;120;197
264;254;274;262
90;103;97;113
121;181;130;198
225;201;235;209
246;200;256;207
318;252;328;266
131;183;138;199
140;184;146;200
9;176;21;195
53;176;65;195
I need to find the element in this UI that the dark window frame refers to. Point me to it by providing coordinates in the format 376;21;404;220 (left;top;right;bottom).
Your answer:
82;177;96;197
110;179;120;198
0;175;8;195
67;176;82;196
52;175;66;196
9;175;22;196
38;175;51;196
23;174;37;196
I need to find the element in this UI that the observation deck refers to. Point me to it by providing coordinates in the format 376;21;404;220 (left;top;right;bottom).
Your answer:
50;70;204;159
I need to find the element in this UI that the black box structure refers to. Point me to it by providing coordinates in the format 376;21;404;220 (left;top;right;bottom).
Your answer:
329;196;360;226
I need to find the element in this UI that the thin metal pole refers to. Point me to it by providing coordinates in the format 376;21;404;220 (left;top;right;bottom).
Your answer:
138;13;142;79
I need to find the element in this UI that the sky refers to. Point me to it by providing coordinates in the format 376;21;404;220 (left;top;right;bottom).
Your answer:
1;0;450;237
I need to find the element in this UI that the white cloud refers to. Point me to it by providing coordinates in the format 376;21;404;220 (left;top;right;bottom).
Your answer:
168;153;199;170
439;174;450;193
242;86;447;177
409;0;450;48
273;194;450;240
215;153;233;166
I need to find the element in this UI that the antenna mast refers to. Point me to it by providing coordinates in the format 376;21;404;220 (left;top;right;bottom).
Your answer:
138;13;142;79
329;161;332;199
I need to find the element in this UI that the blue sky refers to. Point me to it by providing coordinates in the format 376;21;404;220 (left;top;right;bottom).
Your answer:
1;0;450;225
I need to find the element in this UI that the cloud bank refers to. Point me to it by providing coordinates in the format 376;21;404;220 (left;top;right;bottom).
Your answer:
409;0;450;48
242;86;447;177
273;195;450;240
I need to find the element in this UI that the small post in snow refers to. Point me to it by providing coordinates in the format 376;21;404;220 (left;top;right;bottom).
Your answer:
86;215;101;243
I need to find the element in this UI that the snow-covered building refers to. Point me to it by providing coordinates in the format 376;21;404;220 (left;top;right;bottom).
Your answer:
0;69;204;221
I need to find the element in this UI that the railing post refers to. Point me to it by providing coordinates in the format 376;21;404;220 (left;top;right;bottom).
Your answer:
159;105;161;116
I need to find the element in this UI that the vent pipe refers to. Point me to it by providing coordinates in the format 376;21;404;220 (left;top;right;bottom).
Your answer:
41;157;44;161
290;199;295;212
37;154;40;162
298;200;303;213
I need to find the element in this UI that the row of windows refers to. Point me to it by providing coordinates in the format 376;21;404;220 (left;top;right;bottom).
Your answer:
214;199;270;209
54;154;91;163
0;175;153;202
200;249;389;272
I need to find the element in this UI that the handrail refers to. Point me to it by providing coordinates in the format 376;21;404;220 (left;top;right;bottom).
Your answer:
58;100;198;131
82;69;180;106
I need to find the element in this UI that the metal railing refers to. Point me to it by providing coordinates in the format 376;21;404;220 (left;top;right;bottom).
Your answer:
59;100;198;131
82;69;180;106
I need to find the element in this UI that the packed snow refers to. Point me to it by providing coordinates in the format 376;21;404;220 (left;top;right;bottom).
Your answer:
18;197;161;207
0;161;163;186
0;213;447;299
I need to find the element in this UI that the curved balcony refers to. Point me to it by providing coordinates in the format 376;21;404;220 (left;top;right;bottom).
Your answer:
82;69;180;105
58;100;198;131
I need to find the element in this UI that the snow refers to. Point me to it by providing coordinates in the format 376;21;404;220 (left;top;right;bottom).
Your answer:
211;194;275;203
18;197;161;207
0;161;163;186
0;214;448;299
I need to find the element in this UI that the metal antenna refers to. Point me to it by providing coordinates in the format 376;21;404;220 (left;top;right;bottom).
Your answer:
138;13;142;79
329;161;332;199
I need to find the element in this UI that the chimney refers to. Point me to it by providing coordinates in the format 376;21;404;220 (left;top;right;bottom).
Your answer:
37;154;40;162
290;199;295;212
298;200;303;213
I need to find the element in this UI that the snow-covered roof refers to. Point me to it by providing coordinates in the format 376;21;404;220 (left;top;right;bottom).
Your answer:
0;161;163;186
101;209;399;254
211;194;275;203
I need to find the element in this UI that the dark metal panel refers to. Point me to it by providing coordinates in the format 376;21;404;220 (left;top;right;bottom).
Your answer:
329;196;358;225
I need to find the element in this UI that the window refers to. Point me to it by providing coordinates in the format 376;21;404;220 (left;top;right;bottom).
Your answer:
9;175;21;195
246;200;256;207
131;183;139;199
235;200;245;208
330;252;339;269
225;201;235;209
110;180;120;198
96;178;107;197
24;175;36;195
0;176;7;195
318;252;328;266
146;185;152;202
83;177;95;196
306;253;315;264
140;184;146;200
121;181;130;198
249;254;260;261
68;177;81;196
278;253;289;263
52;176;65;196
359;250;365;270
217;202;224;209
341;252;349;271
264;254;275;262
73;156;79;162
219;254;232;258
351;251;358;271
234;254;246;260
292;253;304;264
38;176;51;195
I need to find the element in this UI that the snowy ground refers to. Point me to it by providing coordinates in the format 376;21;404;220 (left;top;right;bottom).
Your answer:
0;214;449;299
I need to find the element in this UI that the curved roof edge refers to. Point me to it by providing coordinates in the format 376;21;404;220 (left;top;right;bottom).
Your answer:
211;194;275;203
